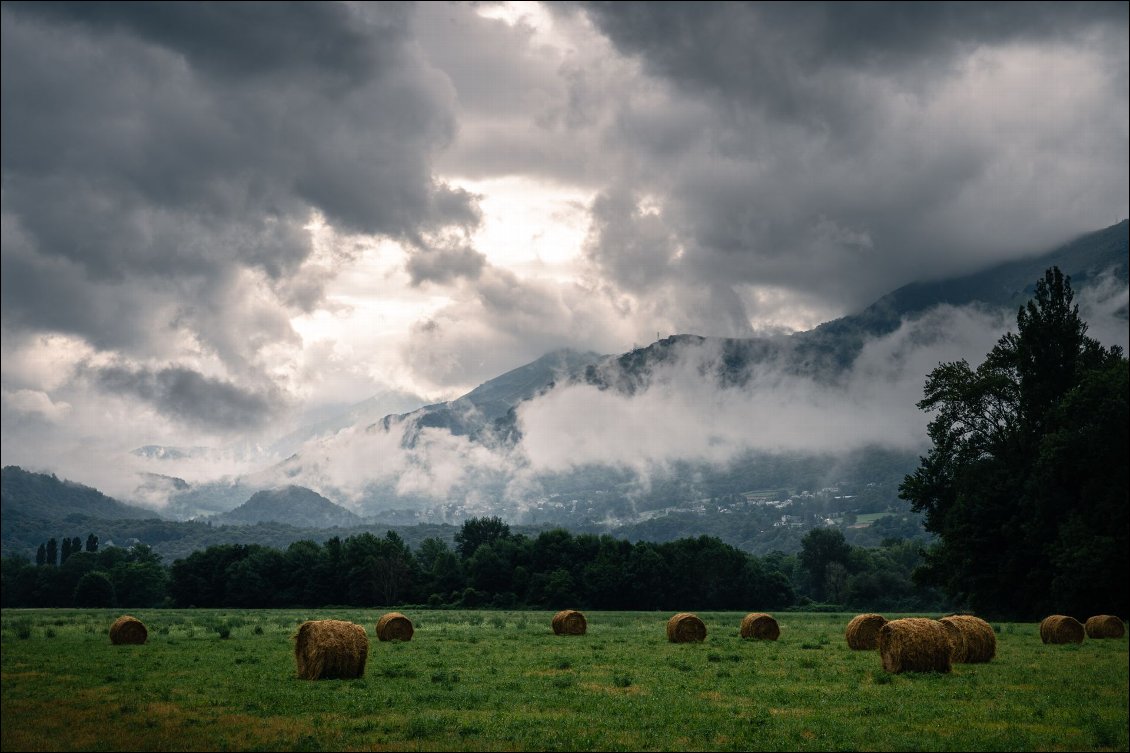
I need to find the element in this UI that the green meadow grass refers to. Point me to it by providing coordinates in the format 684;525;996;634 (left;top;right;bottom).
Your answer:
1;609;1126;752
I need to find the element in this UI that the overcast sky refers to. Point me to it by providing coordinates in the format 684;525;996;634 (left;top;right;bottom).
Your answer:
2;1;1127;494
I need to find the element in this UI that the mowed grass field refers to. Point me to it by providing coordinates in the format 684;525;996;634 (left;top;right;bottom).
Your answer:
2;609;1126;752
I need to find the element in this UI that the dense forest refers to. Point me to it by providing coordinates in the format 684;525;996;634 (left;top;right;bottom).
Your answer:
0;518;948;613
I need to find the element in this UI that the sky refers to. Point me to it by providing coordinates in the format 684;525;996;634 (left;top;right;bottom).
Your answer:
2;1;1128;502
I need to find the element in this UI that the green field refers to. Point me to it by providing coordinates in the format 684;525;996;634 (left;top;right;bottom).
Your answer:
2;609;1126;752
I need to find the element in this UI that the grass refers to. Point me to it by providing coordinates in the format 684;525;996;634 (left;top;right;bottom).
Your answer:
1;609;1126;752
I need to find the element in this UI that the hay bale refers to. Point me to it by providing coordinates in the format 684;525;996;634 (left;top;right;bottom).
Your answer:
375;612;414;642
1039;614;1085;644
293;619;369;680
938;615;996;663
109;615;147;645
937;617;969;662
667;612;706;643
740;612;780;640
845;613;887;650
877;617;952;674
1084;615;1125;639
551;609;587;636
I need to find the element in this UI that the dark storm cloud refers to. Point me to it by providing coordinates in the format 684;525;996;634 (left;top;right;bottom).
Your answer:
0;1;476;360
582;2;1126;105
13;1;388;82
405;243;487;286
90;364;280;431
567;1;1129;318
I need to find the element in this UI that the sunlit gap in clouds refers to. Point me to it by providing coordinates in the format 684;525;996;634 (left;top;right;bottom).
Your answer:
448;175;593;276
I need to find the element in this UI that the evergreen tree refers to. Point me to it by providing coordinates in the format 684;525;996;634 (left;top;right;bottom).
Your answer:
85;533;98;553
900;267;1127;618
45;538;57;567
61;537;73;564
36;544;46;567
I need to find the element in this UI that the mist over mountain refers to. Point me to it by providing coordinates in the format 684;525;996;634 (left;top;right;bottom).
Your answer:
134;220;1127;529
2;220;1124;560
8;223;1123;534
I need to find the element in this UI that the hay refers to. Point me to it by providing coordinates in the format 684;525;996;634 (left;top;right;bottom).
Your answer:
740;612;780;640
667;612;707;643
375;612;414;642
1039;614;1085;644
937;617;968;662
1084;615;1125;639
109;615;147;645
551;609;587;636
938;615;996;663
845;613;887;650
877;617;952;674
293;619;369;680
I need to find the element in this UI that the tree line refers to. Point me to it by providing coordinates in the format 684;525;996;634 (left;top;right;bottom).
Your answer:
0;521;949;613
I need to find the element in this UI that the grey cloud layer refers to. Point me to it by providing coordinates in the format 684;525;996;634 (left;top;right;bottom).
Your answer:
1;1;1126;491
89;364;281;431
574;1;1129;313
1;1;480;430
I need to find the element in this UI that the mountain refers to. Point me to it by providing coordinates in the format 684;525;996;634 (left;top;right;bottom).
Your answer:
144;220;1130;528
211;486;363;528
1;466;160;523
382;348;604;445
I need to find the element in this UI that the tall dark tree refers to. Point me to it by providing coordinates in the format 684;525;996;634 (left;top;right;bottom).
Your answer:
45;538;57;567
60;536;72;564
900;267;1128;618
71;536;82;557
36;544;46;567
85;534;99;553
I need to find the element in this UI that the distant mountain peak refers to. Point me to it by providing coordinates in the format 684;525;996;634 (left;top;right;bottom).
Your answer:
210;485;362;528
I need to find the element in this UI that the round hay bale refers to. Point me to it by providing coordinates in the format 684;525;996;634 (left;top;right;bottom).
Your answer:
293;619;369;680
937;617;969;663
845;613;887;650
877;617;952;674
375;612;414;642
551;609;587;636
939;615;995;663
1039;614;1085;644
740;612;780;640
109;615;147;645
1084;615;1125;639
667;612;706;643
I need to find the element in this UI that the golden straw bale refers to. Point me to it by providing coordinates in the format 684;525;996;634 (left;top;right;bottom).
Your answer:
667;612;707;643
375;612;414;642
109;615;147;645
877;617;952;674
939;615;996;663
1084;615;1125;639
1040;615;1085;644
293;619;369;680
551;609;587;636
844;613;887;650
740;612;780;640
937;617;968;663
